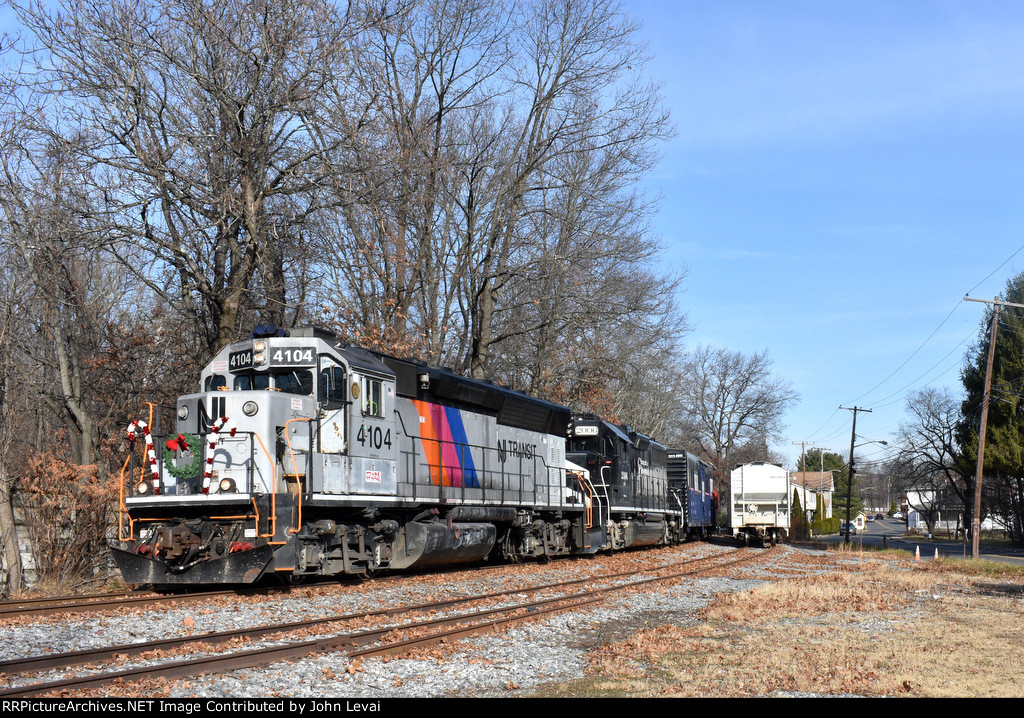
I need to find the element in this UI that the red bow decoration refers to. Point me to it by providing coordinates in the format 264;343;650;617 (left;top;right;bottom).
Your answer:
165;434;189;452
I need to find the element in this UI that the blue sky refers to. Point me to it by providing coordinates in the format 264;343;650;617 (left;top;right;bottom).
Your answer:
629;0;1024;468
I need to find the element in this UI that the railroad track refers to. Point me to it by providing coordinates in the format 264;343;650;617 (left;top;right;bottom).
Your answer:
0;545;771;697
0;590;232;620
0;585;311;620
0;558;562;620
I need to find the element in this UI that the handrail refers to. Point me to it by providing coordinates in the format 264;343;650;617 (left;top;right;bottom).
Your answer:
117;454;134;541
284;417;313;535
570;471;595;529
249;430;278;540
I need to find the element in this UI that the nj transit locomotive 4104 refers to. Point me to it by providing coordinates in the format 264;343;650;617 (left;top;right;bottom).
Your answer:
111;326;716;586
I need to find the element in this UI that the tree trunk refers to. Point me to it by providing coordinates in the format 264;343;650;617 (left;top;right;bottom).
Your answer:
0;463;22;595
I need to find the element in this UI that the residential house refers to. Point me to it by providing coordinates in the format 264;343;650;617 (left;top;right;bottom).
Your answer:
790;471;836;522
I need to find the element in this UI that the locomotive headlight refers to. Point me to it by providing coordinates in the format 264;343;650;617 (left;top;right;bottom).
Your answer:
254;340;267;353
254;351;266;365
242;401;259;416
136;480;154;495
178;405;189;420
218;478;237;493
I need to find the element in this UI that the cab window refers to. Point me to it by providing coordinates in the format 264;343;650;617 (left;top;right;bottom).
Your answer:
205;374;227;391
362;376;384;417
234;373;271;391
231;371;313;395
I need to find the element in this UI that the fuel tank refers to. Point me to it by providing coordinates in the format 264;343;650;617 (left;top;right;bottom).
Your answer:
391;521;496;569
621;518;666;548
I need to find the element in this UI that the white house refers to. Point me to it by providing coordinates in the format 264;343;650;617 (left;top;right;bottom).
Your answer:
790;471;835;521
906;489;1003;536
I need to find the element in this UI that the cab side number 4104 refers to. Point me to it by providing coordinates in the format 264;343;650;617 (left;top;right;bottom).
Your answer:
357;424;392;450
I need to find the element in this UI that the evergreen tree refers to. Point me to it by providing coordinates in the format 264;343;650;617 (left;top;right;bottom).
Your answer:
791;488;804;540
959;272;1024;543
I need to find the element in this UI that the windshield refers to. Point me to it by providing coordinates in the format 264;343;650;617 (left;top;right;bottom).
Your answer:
232;370;313;395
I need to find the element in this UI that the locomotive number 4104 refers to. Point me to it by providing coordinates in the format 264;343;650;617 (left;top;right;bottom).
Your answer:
357;424;393;451
269;347;315;366
228;346;315;370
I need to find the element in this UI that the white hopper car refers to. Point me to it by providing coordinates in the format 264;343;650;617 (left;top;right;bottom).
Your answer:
729;462;791;546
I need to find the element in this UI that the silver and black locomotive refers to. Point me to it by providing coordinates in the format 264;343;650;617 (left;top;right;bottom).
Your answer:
111;326;714;586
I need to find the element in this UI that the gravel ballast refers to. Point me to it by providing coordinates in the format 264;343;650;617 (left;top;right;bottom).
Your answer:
0;542;837;698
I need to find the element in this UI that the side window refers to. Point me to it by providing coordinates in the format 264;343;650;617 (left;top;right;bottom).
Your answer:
362;376;384;417
318;366;346;407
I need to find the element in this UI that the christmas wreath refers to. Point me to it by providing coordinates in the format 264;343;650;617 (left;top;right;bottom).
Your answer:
163;432;202;480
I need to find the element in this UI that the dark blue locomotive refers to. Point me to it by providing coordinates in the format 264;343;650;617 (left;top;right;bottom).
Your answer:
566;414;673;550
111;327;714;586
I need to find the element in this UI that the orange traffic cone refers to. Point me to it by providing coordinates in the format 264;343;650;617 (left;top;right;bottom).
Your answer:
934;548;939;560
914;545;921;561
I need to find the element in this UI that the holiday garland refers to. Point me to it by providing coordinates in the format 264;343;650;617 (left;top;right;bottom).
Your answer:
163;432;203;480
203;417;237;494
127;420;161;493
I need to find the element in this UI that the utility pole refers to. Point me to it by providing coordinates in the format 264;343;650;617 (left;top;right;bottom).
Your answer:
964;296;1024;558
840;406;871;546
792;441;814;539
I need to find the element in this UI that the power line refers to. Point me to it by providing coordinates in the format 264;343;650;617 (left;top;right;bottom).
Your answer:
965;242;1024;297
846;300;962;406
840;406;871;546
964;296;1024;558
845;242;1024;409
804;244;1024;455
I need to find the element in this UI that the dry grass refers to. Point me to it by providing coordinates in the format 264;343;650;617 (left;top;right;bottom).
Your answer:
534;552;1024;698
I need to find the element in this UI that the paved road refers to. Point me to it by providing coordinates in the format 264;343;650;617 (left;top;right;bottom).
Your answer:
808;515;1024;567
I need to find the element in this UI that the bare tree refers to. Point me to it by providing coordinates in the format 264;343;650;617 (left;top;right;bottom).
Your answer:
0;262;25;594
0;29;27;593
315;0;511;361
0;132;113;466
679;345;798;484
16;0;363;357
462;0;672;380
314;0;679;402
493;122;687;414
891;386;974;536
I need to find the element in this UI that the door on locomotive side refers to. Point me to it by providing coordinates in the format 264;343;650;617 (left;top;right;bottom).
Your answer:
317;355;347;454
347;370;398;494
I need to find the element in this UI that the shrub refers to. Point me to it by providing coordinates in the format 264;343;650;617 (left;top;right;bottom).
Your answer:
16;454;118;590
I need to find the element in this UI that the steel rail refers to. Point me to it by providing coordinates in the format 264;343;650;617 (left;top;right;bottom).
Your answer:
0;546;769;697
0;546;741;676
0;589;149;608
0;587;294;620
